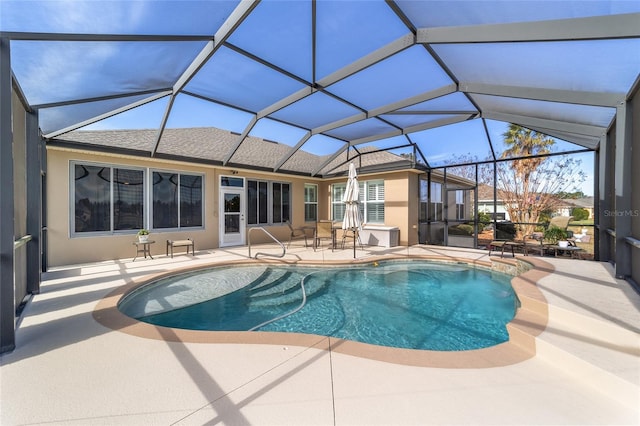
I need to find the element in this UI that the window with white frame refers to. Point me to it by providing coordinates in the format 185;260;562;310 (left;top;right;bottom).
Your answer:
332;180;384;223
304;184;318;222
429;182;443;221
247;179;291;225
151;171;203;229
331;184;345;222
455;190;465;220
72;163;145;234
364;180;384;222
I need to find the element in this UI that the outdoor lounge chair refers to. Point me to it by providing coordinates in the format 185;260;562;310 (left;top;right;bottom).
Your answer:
522;232;546;256
286;220;309;248
488;239;522;257
547;215;574;238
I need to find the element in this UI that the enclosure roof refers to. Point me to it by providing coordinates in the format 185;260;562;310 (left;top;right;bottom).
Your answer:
2;0;639;176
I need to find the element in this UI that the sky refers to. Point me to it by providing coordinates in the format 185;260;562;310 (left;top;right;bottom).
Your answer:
2;0;623;197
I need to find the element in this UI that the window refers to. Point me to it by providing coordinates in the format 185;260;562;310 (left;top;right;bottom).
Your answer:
304;184;318;222
429;182;443;221
419;179;428;221
247;179;291;225
455;190;465;220
364;180;384;223
72;163;144;234
332;184;346;222
247;180;268;225
152;171;203;229
332;180;384;224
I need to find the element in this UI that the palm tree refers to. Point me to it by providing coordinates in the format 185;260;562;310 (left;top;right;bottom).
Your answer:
501;124;554;180
498;125;583;238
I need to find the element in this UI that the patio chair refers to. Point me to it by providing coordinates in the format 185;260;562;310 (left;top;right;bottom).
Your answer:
286;220;309;248
341;228;363;250
314;221;334;252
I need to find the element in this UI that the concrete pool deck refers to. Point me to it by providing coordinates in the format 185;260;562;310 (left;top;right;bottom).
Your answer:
1;244;639;425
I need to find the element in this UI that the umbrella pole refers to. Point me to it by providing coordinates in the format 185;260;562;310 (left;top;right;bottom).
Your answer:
353;228;356;258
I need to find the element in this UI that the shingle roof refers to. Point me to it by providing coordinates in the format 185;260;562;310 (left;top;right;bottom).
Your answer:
53;127;413;177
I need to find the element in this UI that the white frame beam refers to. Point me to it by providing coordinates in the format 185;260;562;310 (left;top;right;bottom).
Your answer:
417;13;640;44
460;82;623;108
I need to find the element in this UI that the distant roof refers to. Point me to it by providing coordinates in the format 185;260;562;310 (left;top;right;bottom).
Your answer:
478;183;509;201
4;1;639;176
558;197;595;209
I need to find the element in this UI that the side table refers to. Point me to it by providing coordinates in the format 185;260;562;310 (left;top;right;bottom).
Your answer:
547;245;583;259
133;240;155;261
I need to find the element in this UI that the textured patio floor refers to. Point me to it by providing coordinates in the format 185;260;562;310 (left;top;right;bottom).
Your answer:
1;244;639;425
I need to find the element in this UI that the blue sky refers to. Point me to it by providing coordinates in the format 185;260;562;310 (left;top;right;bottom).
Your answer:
3;0;615;196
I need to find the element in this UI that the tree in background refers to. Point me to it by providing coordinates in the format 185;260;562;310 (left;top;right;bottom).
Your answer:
497;125;586;237
438;125;587;238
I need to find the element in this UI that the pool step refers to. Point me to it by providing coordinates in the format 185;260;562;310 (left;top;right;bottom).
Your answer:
250;273;329;308
511;304;639;409
249;270;298;297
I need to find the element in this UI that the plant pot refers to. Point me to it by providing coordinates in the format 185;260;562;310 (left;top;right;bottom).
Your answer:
138;235;149;243
558;240;569;248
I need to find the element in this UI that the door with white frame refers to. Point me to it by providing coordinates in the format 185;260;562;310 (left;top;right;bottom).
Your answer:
219;176;245;247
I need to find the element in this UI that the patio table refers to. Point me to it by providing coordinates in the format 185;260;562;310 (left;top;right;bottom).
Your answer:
132;240;155;261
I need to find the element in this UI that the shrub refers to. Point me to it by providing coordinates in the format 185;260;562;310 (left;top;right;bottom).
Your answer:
571;207;589;221
449;223;474;236
543;226;569;244
477;211;492;225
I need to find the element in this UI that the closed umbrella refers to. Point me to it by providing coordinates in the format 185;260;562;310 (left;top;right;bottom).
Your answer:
342;162;362;257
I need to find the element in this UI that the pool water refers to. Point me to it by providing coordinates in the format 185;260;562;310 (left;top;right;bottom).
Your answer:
118;261;518;351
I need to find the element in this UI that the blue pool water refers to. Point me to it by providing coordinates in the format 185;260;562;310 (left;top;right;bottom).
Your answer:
118;260;518;351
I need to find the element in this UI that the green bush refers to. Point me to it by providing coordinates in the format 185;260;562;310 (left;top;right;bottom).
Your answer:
571;207;589;221
543;226;569;244
477;211;492;224
449;223;474;236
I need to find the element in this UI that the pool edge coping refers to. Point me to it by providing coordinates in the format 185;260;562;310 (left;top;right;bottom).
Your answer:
93;255;553;369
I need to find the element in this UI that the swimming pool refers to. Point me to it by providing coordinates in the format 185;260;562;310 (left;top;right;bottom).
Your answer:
118;260;518;351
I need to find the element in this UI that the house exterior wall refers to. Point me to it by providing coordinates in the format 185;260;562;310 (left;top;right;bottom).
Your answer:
46;147;324;267
47;146;431;266
322;170;421;247
380;171;411;246
477;201;510;220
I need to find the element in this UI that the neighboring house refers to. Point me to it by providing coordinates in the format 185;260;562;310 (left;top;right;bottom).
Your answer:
556;197;595;219
47;127;443;266
477;183;510;221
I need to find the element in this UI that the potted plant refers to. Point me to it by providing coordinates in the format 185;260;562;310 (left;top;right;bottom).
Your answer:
543;226;569;246
137;229;150;243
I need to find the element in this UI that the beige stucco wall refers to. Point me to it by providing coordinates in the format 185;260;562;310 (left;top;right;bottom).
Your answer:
47;147;324;266
380;171;410;246
46;146;426;266
323;170;422;246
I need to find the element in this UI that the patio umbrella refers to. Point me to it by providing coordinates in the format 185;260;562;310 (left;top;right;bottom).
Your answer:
342;162;362;258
